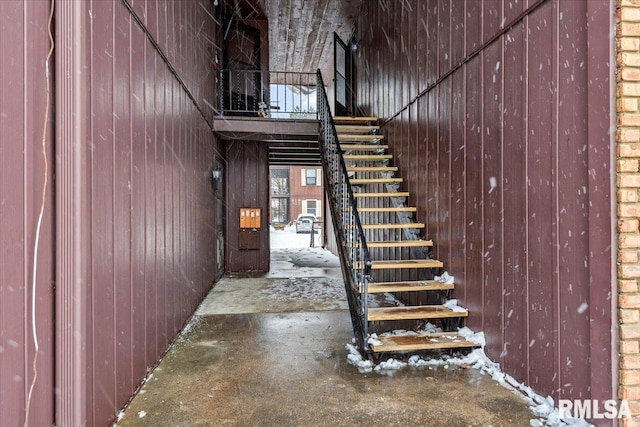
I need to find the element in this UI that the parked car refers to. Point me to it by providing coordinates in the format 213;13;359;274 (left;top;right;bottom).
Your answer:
295;214;319;233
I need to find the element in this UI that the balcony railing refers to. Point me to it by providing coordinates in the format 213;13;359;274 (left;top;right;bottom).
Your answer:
220;69;317;118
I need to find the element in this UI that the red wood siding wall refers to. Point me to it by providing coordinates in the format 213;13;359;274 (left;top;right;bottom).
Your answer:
0;2;55;426
55;1;221;425
225;140;270;273
354;0;614;401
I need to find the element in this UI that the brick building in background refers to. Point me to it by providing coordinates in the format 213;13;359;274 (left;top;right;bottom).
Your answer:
270;166;323;226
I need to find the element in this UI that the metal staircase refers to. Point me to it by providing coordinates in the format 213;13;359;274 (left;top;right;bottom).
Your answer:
317;71;479;356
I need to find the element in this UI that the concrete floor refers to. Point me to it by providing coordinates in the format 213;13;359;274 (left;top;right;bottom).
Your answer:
116;238;535;427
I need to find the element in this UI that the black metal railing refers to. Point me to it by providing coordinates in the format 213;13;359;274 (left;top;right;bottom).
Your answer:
220;69;317;118
316;70;372;352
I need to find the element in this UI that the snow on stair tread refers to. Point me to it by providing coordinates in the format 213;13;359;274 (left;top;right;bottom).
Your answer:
368;305;468;321
368;280;454;293
370;333;479;352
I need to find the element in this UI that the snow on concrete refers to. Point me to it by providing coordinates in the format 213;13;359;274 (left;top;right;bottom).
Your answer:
347;327;591;427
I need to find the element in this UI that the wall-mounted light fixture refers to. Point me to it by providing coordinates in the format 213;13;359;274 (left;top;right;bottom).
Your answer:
212;169;222;181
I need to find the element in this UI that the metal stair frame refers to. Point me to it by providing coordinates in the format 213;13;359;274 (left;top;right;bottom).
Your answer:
316;70;372;352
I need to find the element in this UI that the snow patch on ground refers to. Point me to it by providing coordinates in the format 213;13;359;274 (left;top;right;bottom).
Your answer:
346;327;591;426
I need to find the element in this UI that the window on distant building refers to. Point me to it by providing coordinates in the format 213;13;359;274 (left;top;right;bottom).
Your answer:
271;197;289;223
271;168;289;195
302;168;321;186
303;199;321;216
305;168;317;186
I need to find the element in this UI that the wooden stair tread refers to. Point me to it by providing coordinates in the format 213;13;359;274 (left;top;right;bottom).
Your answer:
354;259;444;269
370;333;479;352
368;280;453;293
366;240;433;248
368;305;468;321
353;192;410;198
349;240;433;248
356;206;416;212
333;116;378;124
339;134;385;141
370;259;443;269
360;223;425;230
343;154;392;160
350;177;403;184
347;166;398;172
334;125;380;133
367;240;432;248
341;144;389;151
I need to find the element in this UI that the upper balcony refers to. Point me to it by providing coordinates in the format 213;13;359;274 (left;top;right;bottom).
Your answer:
212;69;321;165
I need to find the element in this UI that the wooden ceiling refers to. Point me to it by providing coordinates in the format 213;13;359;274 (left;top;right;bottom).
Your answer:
222;0;362;76
264;0;363;77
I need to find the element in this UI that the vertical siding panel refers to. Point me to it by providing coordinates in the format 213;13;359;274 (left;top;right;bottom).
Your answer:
556;0;590;399
130;16;147;386
0;2;26;423
155;61;167;350
24;2;56;422
450;70;466;301
90;1;116;422
426;1;439;87
464;56;484;330
426;90;438;251
416;95;428;254
0;1;56;424
502;23;528;378
114;3;134;404
169;66;177;343
408;0;417;101
482;41;504;360
450;0;465;67
144;37;158;369
437;78;452;267
526;4;557;395
417;1;428;94
483;0;502;44
407;98;418;210
586;0;614;400
438;0;450;77
505;0;526;23
465;1;481;56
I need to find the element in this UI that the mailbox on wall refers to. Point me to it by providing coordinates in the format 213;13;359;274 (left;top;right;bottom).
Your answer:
239;207;261;250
